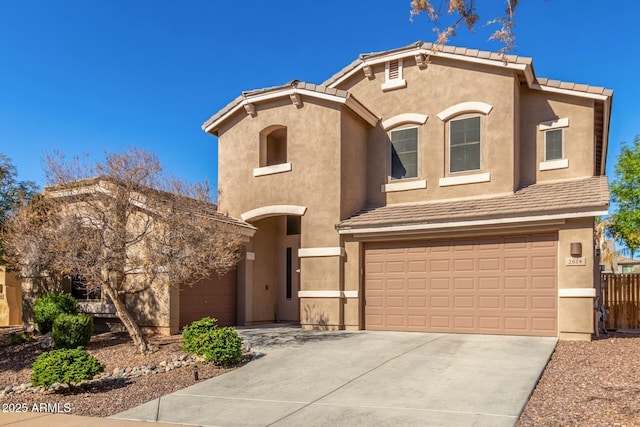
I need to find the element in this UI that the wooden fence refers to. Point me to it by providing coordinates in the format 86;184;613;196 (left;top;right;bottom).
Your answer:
601;273;640;329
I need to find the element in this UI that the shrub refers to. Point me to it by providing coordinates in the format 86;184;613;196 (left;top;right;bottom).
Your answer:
181;318;243;366
33;292;78;334
181;317;219;355
31;348;103;387
52;313;93;349
9;331;32;345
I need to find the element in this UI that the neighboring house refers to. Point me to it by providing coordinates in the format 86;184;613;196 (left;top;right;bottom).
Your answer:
602;256;640;274
0;266;22;326
202;41;612;340
20;177;255;335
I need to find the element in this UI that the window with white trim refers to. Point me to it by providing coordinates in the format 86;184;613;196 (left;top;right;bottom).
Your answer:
449;116;481;173
538;118;569;171
390;127;418;180
545;129;563;161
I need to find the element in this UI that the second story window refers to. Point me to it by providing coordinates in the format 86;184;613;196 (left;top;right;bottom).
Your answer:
390;127;418;180
450;116;481;173
262;127;287;166
545;129;563;161
254;125;292;177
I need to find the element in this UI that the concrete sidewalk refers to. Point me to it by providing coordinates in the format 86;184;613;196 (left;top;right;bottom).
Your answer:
113;327;556;427
0;412;189;426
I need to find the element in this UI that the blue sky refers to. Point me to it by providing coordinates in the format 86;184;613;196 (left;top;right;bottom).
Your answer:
1;1;638;198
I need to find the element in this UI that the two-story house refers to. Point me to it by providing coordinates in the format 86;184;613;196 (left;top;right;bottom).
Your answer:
203;41;612;340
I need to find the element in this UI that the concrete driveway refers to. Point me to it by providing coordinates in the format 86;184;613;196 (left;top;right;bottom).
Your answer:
113;326;556;427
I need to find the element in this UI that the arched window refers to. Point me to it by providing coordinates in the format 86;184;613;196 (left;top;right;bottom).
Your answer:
260;125;287;167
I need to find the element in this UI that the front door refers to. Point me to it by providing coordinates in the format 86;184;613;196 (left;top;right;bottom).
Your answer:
278;235;300;322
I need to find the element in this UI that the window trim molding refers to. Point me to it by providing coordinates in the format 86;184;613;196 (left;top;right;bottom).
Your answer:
540;158;569;171
437;101;493;121
382;113;428;130
439;172;491;187
253;162;292;177
381;179;427;193
538;117;569;131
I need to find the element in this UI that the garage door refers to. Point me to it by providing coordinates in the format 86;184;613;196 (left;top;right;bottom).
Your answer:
364;234;557;336
180;269;237;329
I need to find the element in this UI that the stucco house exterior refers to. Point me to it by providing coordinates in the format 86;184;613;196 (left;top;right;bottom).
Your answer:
203;41;612;340
18;177;255;335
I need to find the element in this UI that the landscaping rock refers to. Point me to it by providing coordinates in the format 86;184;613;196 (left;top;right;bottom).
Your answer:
40;332;54;349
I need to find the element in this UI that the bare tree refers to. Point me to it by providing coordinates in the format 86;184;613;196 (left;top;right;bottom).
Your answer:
2;148;245;353
410;0;520;53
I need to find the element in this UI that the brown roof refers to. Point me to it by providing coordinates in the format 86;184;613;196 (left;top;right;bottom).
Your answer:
338;176;609;232
201;80;367;134
322;41;613;98
535;78;613;97
617;256;640;266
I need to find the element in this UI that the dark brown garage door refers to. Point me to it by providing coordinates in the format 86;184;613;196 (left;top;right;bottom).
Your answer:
364;234;557;336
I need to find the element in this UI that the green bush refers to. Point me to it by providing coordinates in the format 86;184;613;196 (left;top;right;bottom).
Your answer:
181;317;242;366
9;331;32;345
33;292;78;334
52;313;93;349
31;348;103;387
181;317;218;355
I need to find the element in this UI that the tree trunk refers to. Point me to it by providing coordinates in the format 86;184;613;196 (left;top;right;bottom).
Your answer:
101;282;151;354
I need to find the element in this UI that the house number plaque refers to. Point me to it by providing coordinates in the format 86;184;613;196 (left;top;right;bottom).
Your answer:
565;257;587;266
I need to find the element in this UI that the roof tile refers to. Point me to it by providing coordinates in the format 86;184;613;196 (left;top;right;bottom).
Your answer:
338;176;609;231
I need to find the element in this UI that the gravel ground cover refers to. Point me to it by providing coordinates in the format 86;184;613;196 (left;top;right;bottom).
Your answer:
0;329;242;417
2;328;639;424
518;331;640;427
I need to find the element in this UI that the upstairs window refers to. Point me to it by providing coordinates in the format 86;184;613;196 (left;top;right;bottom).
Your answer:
450;116;481;173
390;127;418;180
254;125;292;177
545;129;563;161
261;126;287;166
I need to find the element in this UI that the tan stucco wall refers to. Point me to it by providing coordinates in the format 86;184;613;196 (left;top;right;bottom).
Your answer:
557;217;596;339
218;98;343;247
340;108;369;220
518;89;595;186
340;56;517;206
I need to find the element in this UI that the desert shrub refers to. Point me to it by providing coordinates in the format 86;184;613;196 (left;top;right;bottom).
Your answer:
33;292;78;334
31;348;103;387
52;313;93;349
181;318;242;366
9;331;32;345
181;317;219;354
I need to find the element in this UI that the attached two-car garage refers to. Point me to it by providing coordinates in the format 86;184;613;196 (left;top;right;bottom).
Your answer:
364;234;558;337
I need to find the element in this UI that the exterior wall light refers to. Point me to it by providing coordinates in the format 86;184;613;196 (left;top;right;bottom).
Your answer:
570;242;582;257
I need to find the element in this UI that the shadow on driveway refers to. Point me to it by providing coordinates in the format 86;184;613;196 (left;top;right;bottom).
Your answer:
237;323;353;351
